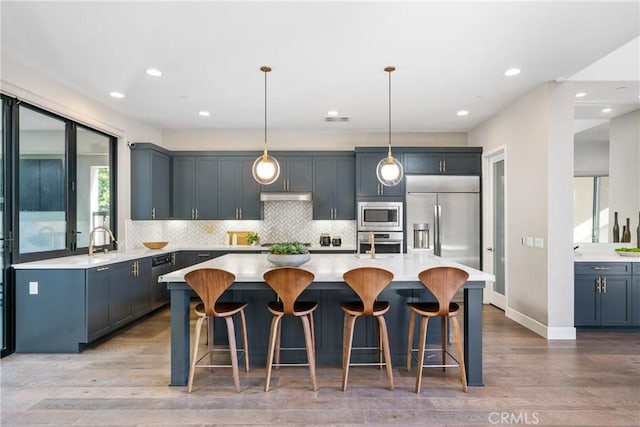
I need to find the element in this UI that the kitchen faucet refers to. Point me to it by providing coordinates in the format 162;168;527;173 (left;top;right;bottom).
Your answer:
366;231;376;259
88;225;117;256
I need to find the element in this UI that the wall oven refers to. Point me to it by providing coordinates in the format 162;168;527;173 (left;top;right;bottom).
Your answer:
358;231;404;254
357;201;403;232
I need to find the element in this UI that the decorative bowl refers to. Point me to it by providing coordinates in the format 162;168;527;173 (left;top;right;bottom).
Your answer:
143;241;169;249
267;253;311;267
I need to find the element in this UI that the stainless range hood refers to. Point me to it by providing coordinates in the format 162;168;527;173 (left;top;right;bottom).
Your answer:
260;192;312;202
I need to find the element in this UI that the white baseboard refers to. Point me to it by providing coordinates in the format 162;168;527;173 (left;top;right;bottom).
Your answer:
505;307;576;340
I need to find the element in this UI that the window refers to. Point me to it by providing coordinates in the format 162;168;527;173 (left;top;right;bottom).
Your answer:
573;176;609;243
15;102;117;261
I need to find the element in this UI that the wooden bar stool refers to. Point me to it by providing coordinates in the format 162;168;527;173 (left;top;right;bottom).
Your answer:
406;266;469;393
184;268;249;393
341;267;394;391
263;267;318;392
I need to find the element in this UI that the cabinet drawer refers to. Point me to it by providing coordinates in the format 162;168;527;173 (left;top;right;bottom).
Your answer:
574;262;631;275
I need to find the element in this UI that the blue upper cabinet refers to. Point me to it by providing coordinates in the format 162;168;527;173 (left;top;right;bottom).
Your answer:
218;156;262;220
313;154;355;220
355;150;405;198
131;144;171;220
172;156;218;219
260;154;313;192
405;150;481;175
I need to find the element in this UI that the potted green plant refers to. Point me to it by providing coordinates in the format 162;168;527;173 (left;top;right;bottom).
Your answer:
267;242;311;267
246;231;259;246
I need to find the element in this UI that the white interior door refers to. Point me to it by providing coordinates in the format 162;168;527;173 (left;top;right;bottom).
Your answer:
485;150;506;310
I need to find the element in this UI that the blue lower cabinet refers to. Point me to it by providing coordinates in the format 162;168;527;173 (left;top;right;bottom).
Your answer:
633;274;640;326
575;262;633;327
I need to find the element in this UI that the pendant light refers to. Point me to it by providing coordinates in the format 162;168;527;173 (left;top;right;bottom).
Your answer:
252;65;280;185
376;66;403;186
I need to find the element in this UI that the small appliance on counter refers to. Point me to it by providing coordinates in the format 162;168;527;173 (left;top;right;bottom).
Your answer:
320;233;331;246
331;236;342;247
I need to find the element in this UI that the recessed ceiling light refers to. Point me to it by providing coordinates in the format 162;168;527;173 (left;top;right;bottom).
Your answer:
602;108;612;113
109;91;125;98
146;68;163;77
198;111;210;117
575;92;587;98
457;110;469;116
504;68;521;77
327;110;339;117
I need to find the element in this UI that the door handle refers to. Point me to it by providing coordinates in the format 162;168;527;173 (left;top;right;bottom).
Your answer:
487;247;494;252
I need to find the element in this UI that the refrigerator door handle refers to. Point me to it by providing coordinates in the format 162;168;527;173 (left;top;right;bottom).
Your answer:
434;204;441;256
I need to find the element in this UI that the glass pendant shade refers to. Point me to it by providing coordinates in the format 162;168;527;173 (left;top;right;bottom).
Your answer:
376;154;403;186
252;151;280;185
377;65;404;187
252;65;280;185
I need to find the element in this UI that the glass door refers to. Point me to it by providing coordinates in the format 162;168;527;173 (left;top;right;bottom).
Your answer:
1;96;15;356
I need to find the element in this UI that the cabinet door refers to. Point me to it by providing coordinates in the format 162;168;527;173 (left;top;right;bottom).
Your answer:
312;157;336;220
599;276;632;326
286;157;313;192
239;158;262;220
574;275;599;326
151;150;171;219
633;276;640;326
404;153;441;174
335;157;355;219
87;268;110;340
441;153;481;175
195;156;218;219
131;149;152;220
356;152;404;197
172;157;196;219
132;259;152;317
109;262;134;328
217;157;240;219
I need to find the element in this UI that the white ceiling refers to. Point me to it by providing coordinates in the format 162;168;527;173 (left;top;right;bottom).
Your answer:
1;1;639;133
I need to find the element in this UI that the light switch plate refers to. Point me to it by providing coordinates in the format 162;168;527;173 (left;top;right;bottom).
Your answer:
526;237;534;247
534;237;544;248
29;282;38;295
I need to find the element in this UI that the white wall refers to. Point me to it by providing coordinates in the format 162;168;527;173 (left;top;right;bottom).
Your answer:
162;130;467;151
469;82;575;339
574;140;609;176
609;109;640;239
1;57;163;239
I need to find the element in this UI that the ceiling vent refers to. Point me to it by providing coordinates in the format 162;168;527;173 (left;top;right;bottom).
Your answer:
325;116;349;122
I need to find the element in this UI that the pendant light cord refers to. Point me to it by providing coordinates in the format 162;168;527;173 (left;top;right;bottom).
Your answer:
264;68;267;147
388;67;392;159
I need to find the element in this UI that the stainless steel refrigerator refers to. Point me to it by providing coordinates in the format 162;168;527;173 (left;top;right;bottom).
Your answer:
405;175;480;269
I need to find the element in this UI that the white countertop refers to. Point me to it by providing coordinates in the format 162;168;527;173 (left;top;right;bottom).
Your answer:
574;252;640;262
11;245;357;269
159;253;495;283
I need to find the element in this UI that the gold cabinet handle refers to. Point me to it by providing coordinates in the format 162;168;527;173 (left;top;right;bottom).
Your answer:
593;267;610;271
602;277;607;293
96;266;110;272
596;276;602;293
195;208;199;220
151;207;156;220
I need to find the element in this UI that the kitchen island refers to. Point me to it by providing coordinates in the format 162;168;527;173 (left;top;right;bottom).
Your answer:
160;252;494;387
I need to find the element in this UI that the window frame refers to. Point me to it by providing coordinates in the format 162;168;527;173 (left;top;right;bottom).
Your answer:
12;100;117;263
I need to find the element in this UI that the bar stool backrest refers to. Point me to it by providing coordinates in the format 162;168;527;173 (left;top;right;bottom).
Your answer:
417;267;469;316
263;267;315;315
184;268;236;317
342;267;394;315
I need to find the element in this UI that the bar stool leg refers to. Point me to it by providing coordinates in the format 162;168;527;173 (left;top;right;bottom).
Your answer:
441;316;447;371
451;316;468;392
301;314;318;391
406;310;416;372
265;314;282;392
377;321;383;370
239;309;250;372
225;316;240;392
274;319;282;370
377;315;394;390
208;317;215;371
309;312;316;353
342;313;357;391
188;315;206;393
415;316;429;394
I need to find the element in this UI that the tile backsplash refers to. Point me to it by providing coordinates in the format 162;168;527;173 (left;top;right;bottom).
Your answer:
124;201;356;249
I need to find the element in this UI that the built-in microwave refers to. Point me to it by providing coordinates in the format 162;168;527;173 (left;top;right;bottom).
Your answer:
357;201;403;232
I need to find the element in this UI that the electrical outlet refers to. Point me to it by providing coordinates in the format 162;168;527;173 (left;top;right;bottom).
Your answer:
29;282;38;295
534;237;544;248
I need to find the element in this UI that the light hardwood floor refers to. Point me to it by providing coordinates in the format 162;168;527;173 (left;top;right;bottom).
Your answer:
1;304;639;426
